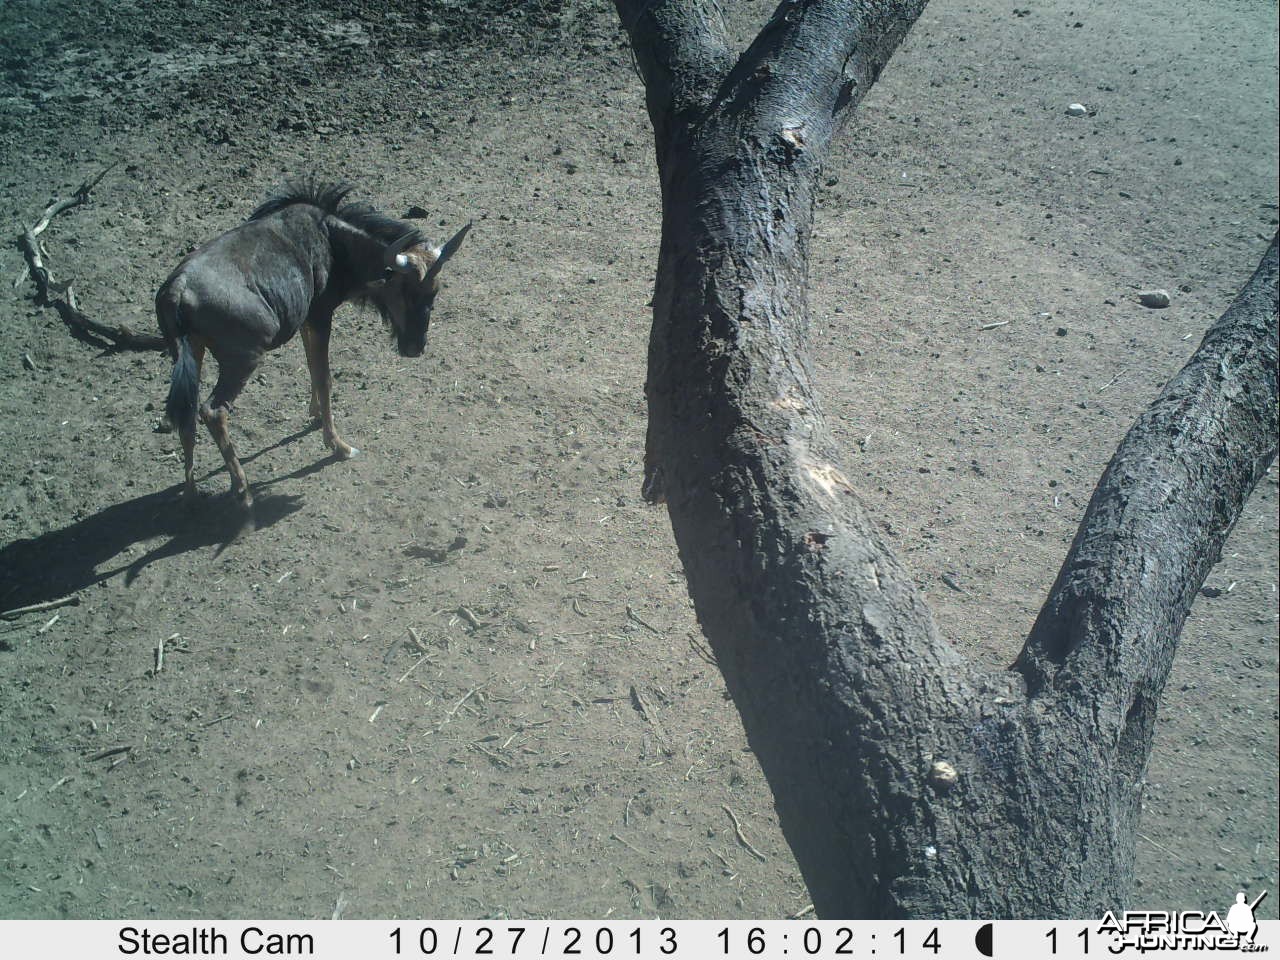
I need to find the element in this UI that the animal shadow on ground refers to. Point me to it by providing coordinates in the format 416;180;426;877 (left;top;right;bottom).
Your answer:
0;484;304;617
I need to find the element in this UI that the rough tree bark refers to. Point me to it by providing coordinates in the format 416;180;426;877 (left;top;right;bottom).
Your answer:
612;0;1279;918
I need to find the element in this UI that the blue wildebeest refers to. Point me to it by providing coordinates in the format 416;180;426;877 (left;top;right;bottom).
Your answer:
156;179;470;516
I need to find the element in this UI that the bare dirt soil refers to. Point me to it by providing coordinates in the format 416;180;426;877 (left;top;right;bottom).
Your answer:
0;0;1275;921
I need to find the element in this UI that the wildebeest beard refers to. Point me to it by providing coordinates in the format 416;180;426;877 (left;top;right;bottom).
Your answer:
351;290;404;347
367;296;426;357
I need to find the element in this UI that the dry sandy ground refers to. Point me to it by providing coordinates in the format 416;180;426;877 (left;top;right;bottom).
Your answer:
0;0;1275;920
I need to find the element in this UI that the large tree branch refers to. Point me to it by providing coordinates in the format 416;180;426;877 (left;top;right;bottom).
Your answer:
1017;234;1279;763
711;0;931;153
616;0;930;169
612;0;734;152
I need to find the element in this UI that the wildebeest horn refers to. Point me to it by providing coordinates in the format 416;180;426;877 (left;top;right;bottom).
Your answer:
384;230;421;271
426;221;473;279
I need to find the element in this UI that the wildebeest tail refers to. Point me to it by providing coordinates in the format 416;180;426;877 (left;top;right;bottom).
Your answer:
166;335;199;436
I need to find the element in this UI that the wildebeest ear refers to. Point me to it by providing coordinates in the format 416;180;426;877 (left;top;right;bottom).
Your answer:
426;221;472;279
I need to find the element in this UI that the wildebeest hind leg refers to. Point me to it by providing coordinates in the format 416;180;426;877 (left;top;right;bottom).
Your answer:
180;340;205;503
200;361;255;512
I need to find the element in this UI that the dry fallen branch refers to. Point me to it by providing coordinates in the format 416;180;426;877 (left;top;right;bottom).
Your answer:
629;684;674;757
50;269;164;352
1137;831;1189;866
17;164;165;352
397;655;432;684
611;832;648;856
472;741;511;767
444;676;495;721
1;594;81;620
625;604;664;637
687;633;718;667
721;804;767;863
154;634;167;674
457;606;485;629
86;745;133;763
406;626;428;653
19;164;116;274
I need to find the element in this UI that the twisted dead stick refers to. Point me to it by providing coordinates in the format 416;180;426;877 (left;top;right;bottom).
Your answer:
16;163;164;351
18;163;117;296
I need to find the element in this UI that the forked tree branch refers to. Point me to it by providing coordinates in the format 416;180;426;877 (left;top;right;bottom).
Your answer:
1017;234;1279;761
616;0;1277;919
614;0;734;152
617;0;930;165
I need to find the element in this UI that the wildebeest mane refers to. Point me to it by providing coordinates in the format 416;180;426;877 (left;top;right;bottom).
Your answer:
249;177;423;247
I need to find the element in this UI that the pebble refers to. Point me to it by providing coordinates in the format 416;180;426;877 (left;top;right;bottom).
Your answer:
1066;103;1089;117
1138;289;1171;308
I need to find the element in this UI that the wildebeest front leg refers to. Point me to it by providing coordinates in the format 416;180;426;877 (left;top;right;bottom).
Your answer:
200;362;255;510
300;323;326;423
301;321;358;459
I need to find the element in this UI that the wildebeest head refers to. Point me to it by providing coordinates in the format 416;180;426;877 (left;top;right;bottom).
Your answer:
375;222;472;358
